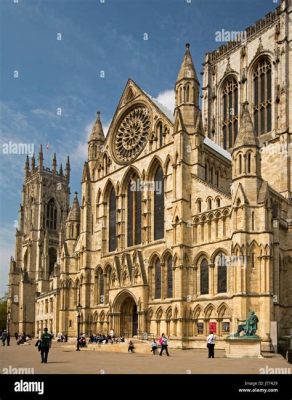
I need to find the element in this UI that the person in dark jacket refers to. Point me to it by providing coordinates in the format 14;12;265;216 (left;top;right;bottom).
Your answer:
39;328;52;364
128;340;135;353
1;330;7;346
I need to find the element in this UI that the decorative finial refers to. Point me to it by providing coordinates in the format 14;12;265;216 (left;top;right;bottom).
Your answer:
185;43;190;50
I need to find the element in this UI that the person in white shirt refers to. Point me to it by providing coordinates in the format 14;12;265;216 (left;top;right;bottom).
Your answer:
206;332;216;358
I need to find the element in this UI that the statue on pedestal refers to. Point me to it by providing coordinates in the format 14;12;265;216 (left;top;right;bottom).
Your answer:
234;310;259;337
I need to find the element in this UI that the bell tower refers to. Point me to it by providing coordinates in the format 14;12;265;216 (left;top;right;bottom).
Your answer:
8;146;70;336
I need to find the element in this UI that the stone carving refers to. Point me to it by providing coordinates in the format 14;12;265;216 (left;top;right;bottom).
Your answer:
114;107;150;163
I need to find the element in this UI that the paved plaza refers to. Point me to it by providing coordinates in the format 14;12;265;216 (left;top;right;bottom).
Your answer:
0;340;290;374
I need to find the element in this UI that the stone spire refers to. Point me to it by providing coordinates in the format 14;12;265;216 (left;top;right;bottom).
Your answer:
65;155;70;181
89;111;105;143
66;192;80;222
38;144;43;170
233;102;258;150
31;154;35;170
88;111;105;162
232;102;261;184
24;155;29;177
52;153;57;174
175;43;200;113
176;43;199;84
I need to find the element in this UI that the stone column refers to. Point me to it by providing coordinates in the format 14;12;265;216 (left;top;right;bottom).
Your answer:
138;310;146;334
112;312;121;335
209;263;215;295
204;318;209;336
161;262;166;298
177;317;183;338
193;266;198;298
148;265;153;300
217;318;222;337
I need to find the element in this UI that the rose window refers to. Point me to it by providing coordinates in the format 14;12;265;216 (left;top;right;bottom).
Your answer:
114;107;150;163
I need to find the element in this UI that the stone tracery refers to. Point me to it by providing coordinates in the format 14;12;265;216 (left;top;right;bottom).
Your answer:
114;106;150;163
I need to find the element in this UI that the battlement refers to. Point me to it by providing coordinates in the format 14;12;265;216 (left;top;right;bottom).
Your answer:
25;165;68;179
24;146;70;182
206;3;282;64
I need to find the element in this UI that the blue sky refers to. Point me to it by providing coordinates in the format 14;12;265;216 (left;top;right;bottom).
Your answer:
0;0;277;296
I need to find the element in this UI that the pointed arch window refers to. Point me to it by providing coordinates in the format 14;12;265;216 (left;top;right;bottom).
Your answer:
108;186;117;252
216;171;219;187
179;87;182;104
166;257;173;298
154;259;161;299
222;77;238;149
247;152;252;173
197;199;202;213
154;166;164;240
46;198;57;230
253;57;272;135
186;85;190;102
239;154;242;174
217;253;227;293
48;247;57;275
200;258;209;295
127;174;141;247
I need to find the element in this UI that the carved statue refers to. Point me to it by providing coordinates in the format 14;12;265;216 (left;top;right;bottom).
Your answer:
235;311;259;337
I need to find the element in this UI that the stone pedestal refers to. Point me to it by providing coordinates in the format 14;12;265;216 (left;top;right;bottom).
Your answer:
225;337;263;358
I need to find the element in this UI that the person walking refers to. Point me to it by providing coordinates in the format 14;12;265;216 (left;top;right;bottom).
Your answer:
150;339;158;355
1;330;7;346
207;331;216;358
128;340;135;353
39;328;52;364
159;333;170;356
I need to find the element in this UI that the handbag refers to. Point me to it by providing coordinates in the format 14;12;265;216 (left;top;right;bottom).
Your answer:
35;340;42;351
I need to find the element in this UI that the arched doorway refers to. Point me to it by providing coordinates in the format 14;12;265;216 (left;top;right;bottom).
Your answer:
120;296;138;336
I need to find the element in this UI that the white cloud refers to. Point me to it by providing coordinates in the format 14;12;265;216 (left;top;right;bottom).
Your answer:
71;141;88;165
154;89;175;112
31;108;58;119
103;121;111;136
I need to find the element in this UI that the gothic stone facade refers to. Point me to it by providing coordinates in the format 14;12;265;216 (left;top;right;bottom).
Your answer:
8;0;292;350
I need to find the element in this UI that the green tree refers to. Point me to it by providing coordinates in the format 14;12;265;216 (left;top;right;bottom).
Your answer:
0;293;8;331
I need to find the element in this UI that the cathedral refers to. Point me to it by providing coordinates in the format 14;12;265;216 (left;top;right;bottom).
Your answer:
8;0;292;350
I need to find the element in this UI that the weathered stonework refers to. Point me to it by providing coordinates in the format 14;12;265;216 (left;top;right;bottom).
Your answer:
8;0;292;351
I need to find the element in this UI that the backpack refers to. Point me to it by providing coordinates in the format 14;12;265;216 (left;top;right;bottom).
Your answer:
40;333;51;348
